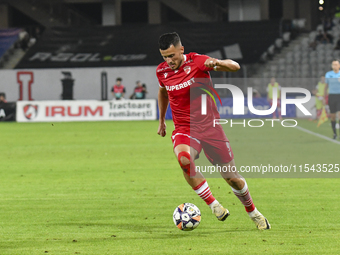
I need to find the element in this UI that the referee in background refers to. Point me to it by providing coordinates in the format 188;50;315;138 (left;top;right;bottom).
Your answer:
325;59;340;139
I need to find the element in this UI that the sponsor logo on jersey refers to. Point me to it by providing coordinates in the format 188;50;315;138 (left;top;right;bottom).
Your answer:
165;78;195;91
157;66;171;72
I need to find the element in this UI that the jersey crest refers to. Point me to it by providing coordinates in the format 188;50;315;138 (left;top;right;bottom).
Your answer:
184;66;191;74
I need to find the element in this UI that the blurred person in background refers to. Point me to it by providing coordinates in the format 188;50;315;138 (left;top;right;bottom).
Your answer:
324;60;340;139
252;88;261;98
267;77;281;119
0;92;7;103
130;81;147;99
313;76;327;120
111;77;126;100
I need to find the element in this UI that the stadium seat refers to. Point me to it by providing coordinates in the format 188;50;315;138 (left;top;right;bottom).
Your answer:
262;71;270;78
325;44;334;50
316;24;324;31
316;44;326;51
333;51;340;58
301;58;309;64
301;52;308;58
267;45;275;58
333;17;340;26
309;56;317;64
309;31;317;41
325;56;333;63
275;38;283;50
260;52;268;63
309;51;317;57
278;64;286;73
278;58;285;65
283;32;291;45
269;65;278;73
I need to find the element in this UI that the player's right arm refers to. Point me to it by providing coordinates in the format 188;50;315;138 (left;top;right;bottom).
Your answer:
158;87;168;137
324;74;329;105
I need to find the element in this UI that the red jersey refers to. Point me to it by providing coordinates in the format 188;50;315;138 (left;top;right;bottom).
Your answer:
134;86;144;99
111;84;126;99
156;53;221;133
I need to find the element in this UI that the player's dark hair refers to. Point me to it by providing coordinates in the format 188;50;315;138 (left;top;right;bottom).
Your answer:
159;32;181;50
0;92;5;98
116;77;122;81
333;59;340;63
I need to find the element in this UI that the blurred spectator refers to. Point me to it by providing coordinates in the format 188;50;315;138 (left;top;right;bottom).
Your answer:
335;39;340;50
19;31;30;51
316;30;333;44
322;18;334;31
267;78;281;119
0;92;7;103
310;30;334;50
33;27;41;39
252;88;261;98
111;77;126;100
130;81;147;99
313;76;327;120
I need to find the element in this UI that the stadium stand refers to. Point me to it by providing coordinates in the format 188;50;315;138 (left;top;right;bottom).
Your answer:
0;28;22;68
15;21;280;69
3;0;98;28
253;17;340;89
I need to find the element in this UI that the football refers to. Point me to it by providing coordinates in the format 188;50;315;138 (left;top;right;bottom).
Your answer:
173;203;201;231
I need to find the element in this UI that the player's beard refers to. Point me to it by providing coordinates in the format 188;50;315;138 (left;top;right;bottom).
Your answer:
171;59;182;70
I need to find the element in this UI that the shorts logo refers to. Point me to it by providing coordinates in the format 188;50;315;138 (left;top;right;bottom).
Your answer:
23;104;38;120
164;73;168;78
184;66;191;74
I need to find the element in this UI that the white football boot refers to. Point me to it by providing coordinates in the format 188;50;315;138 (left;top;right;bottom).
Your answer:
248;208;271;230
212;203;230;221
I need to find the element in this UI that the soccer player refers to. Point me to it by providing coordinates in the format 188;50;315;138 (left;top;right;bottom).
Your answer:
156;32;270;230
267;77;281;119
324;60;340;139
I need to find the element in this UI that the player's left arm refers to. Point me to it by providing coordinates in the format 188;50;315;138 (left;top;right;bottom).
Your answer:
204;58;240;72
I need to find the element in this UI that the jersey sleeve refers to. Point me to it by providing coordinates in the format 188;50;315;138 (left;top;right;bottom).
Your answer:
156;69;165;88
325;72;330;84
192;53;214;72
158;79;165;88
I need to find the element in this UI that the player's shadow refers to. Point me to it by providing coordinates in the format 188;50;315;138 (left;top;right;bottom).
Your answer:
113;223;250;240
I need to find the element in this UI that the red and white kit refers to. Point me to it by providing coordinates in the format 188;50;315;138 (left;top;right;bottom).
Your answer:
156;53;233;164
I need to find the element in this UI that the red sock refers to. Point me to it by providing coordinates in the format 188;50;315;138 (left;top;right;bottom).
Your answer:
193;180;216;205
232;180;255;212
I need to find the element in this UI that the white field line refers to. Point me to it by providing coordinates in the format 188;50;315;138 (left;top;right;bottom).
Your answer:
292;125;340;145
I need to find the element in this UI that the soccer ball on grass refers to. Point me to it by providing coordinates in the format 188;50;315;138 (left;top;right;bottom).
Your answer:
173;203;201;231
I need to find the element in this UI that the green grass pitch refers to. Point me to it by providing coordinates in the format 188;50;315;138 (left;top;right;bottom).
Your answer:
0;119;339;254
